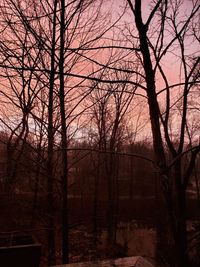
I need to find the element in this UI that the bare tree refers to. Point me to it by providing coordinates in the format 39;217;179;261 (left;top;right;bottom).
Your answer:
0;0;126;264
123;0;200;266
88;65;137;249
1;0;199;265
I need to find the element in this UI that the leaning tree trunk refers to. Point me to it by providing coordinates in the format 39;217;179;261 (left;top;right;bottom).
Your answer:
133;1;188;266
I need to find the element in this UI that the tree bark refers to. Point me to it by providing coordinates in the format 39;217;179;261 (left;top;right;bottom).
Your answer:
47;0;58;264
59;0;69;263
133;1;191;266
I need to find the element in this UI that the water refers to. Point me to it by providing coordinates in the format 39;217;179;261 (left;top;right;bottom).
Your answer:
101;221;156;259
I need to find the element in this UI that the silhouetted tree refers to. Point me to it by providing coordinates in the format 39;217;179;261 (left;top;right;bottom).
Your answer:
125;1;200;266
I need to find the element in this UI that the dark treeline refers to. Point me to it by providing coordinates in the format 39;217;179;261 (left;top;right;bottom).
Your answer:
0;132;155;202
0;132;200;266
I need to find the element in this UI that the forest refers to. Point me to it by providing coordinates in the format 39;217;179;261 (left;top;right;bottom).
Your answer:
0;1;199;267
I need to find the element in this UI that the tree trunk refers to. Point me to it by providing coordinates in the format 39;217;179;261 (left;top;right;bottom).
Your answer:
46;1;58;264
134;1;175;265
93;151;100;246
59;0;69;263
174;162;189;267
107;153;118;246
